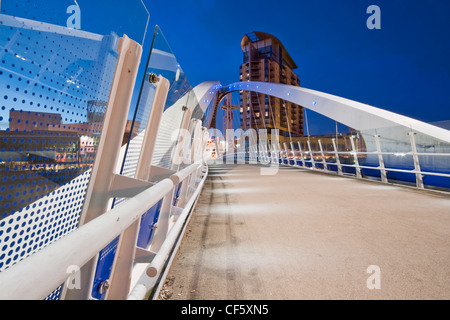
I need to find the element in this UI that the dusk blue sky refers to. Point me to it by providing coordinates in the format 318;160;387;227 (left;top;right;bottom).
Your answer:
142;0;450;129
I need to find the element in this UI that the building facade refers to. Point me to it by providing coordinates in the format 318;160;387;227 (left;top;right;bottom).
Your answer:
239;31;304;140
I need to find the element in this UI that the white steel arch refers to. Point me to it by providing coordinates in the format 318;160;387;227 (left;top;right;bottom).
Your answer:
219;81;450;144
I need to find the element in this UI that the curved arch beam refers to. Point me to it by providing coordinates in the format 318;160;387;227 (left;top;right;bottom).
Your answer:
221;81;450;143
192;81;222;113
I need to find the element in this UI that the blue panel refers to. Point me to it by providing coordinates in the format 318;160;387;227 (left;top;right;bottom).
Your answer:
423;173;450;189
91;237;119;300
172;182;182;206
137;200;163;249
326;164;338;172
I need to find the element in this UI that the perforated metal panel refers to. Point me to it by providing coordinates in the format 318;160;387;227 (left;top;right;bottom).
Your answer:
0;15;118;274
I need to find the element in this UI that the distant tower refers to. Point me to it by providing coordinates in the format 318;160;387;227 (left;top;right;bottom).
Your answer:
239;31;304;139
221;94;240;152
221;94;239;133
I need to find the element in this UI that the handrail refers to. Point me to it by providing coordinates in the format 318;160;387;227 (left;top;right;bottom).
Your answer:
0;161;205;300
0;179;173;300
227;145;450;191
128;162;208;300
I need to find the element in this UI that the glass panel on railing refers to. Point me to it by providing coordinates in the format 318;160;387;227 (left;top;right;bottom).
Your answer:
294;109;356;171
414;130;450;190
89;25;202;300
0;0;149;278
1;0;149;45
120;26;199;183
360;123;450;189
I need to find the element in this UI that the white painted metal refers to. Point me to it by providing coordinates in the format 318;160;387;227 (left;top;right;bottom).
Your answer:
297;141;305;167
0;178;174;300
106;75;170;300
172;107;193;170
62;35;143;300
408;132;425;189
0;160;207;300
374;135;388;183
128;163;207;300
307;140;316;169
223;81;450;144
290;142;296;163
192;81;221;113
350;136;362;179
78;35;143;225
331;138;343;176
283;142;289;162
137;79;171;181
318;139;328;171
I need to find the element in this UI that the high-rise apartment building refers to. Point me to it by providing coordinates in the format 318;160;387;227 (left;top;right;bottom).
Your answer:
239;31;304;139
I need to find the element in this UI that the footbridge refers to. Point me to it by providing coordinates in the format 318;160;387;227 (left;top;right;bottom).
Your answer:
0;1;449;300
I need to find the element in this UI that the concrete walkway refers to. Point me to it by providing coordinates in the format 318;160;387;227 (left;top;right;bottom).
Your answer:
160;164;450;300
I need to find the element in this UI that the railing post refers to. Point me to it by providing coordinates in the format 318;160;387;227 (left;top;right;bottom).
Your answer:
307;139;316;169
374;134;388;183
350;136;362;179
297;141;305;168
171;106;193;171
258;129;269;164
191;120;204;163
283;142;289;164
106;75;170;300
318;139;328;171
149;190;175;253
332;138;343;175
261;129;280;175
408;131;424;189
61;35;143;300
289;142;295;162
225;128;235;164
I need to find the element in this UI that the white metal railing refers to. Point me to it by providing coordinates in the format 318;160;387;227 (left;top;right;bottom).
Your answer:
0;160;207;300
0;35;211;300
274;134;450;190
218;80;450;190
217;133;450;192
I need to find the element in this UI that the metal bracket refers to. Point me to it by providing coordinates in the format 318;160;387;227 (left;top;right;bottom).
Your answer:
109;174;154;198
134;247;157;263
149;165;176;182
148;73;159;84
171;206;183;217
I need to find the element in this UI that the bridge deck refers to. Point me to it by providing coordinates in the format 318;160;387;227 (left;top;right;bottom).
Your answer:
159;164;450;300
